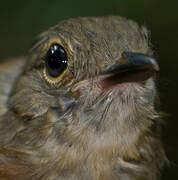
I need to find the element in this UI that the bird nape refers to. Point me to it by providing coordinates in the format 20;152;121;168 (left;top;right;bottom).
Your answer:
0;16;167;180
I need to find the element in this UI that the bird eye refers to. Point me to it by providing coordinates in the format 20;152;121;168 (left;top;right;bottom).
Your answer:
44;43;68;83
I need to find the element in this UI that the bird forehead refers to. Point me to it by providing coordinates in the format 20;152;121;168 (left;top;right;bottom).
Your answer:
33;16;149;56
50;17;145;49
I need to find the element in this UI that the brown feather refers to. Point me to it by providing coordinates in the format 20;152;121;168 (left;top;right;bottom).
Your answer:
0;16;167;180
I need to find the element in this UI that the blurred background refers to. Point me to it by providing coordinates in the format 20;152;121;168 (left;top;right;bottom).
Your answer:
0;0;177;179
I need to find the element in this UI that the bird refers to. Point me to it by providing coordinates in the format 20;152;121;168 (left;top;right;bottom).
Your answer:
0;16;167;180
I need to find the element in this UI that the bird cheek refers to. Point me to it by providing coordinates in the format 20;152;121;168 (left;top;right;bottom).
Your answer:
61;72;75;86
71;79;91;98
57;96;76;112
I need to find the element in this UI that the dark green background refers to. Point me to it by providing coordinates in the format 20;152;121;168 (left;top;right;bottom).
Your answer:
0;0;177;179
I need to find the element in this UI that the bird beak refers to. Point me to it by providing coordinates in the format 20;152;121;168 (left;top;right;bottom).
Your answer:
101;52;159;88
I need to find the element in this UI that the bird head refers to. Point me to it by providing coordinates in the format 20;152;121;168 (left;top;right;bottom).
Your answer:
9;16;159;154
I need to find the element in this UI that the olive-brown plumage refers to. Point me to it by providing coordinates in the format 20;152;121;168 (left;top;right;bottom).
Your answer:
0;16;167;180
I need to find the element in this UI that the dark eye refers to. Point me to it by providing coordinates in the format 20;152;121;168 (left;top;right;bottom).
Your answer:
45;43;68;78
